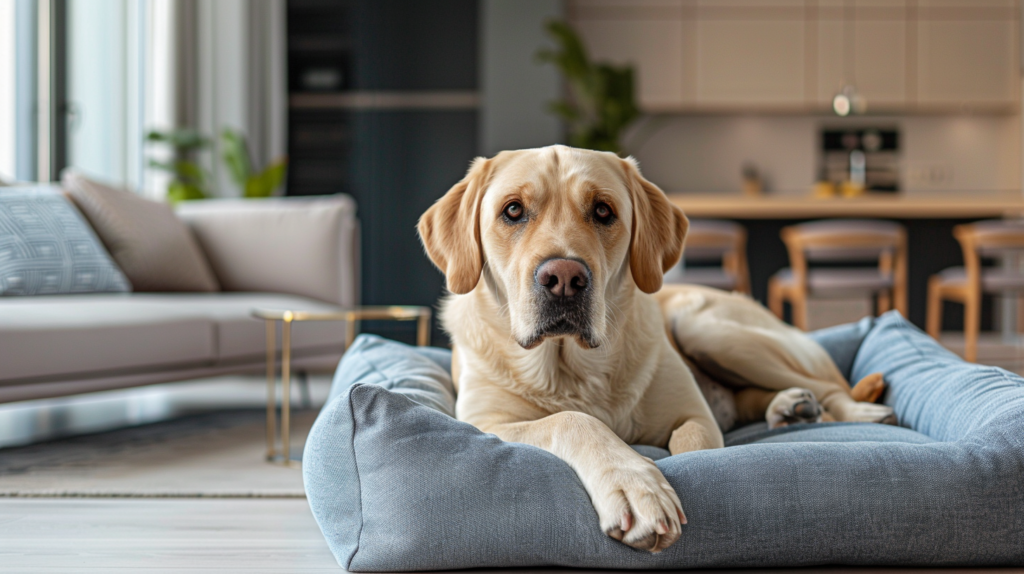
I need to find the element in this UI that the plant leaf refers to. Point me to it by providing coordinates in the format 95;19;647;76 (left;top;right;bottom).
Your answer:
147;159;177;173
167;181;207;204
244;158;288;198
220;129;251;187
175;161;208;186
536;19;639;154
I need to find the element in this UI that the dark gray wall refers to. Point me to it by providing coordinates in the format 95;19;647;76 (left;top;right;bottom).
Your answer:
480;0;564;155
348;110;477;344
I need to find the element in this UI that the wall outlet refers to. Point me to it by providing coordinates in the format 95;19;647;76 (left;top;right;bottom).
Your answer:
906;162;954;189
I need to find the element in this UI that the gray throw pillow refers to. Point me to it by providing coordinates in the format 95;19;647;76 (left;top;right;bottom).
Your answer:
61;169;220;292
0;187;131;295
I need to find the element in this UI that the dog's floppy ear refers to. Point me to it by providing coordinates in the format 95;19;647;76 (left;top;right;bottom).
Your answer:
623;157;689;293
417;157;493;294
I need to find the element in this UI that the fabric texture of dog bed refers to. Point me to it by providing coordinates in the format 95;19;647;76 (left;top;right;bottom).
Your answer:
303;312;1024;571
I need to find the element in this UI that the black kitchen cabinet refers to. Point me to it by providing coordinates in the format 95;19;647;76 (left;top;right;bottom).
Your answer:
286;0;479;345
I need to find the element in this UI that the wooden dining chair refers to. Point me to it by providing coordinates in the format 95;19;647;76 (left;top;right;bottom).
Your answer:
926;220;1024;363
768;220;907;330
663;219;750;293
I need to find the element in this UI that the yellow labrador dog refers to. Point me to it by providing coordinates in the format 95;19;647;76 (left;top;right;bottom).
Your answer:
417;145;894;554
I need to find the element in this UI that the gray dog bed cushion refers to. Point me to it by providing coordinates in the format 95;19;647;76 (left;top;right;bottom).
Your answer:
303;312;1024;571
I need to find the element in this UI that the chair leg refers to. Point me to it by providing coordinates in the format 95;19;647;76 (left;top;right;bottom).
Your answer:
768;278;784;320
926;277;943;340
1017;295;1024;334
964;293;980;363
877;290;892;315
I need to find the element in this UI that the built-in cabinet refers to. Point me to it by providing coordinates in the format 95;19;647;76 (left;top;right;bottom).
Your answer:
569;0;1020;113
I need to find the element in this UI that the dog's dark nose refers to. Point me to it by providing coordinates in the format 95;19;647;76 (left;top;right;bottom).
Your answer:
536;259;589;298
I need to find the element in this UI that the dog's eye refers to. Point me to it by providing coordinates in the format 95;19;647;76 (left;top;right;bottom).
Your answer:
594;202;613;223
503;202;524;222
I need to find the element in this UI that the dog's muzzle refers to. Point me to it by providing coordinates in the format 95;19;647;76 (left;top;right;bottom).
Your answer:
518;258;599;349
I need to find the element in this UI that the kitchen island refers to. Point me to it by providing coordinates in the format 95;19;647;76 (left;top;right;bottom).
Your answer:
667;192;1024;219
665;192;1024;331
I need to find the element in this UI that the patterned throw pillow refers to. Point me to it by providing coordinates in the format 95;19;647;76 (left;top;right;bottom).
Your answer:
62;170;220;292
0;188;132;295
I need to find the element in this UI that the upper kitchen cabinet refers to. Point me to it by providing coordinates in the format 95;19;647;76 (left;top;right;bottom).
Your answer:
692;1;808;107
817;1;909;109
916;0;1019;111
569;0;1020;114
570;1;688;110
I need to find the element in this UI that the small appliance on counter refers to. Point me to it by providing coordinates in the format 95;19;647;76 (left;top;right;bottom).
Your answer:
819;128;900;194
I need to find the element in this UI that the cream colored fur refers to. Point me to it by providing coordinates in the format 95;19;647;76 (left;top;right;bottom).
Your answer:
418;145;892;554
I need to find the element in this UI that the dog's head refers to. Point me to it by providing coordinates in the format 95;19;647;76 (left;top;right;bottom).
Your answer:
418;145;687;349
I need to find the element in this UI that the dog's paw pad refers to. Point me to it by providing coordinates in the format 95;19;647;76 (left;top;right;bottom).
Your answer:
595;465;683;553
767;387;823;429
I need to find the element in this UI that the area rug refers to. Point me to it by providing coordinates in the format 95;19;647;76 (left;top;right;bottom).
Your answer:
0;409;316;498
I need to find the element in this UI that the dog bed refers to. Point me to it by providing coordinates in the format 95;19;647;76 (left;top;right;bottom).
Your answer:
303;311;1024;571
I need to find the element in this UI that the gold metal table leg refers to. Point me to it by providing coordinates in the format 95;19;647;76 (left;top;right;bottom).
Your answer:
265;319;276;460
345;312;357;349
417;313;431;346
281;313;292;464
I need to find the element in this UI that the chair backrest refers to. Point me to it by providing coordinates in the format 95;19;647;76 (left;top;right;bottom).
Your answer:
685;219;745;260
780;219;907;313
677;218;750;293
781;219;904;262
955;220;1024;257
953;220;1024;285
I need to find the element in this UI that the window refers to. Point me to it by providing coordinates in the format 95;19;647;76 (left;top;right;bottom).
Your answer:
0;1;17;181
66;0;145;190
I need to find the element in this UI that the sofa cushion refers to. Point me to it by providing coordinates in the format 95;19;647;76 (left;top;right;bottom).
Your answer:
304;313;1024;570
0;293;348;383
176;196;358;305
0;294;214;382
0;188;131;296
148;293;349;363
62;170;220;292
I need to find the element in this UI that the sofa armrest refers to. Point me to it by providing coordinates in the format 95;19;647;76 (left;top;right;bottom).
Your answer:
176;196;359;307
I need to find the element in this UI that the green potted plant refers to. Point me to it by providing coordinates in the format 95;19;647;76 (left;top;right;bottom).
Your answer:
145;128;211;203
537;20;640;155
220;129;288;198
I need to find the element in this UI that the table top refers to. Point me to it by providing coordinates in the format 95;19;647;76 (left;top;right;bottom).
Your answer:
252;305;431;321
667;192;1024;219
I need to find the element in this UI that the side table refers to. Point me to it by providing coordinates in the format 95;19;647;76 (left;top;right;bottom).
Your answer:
253;306;432;466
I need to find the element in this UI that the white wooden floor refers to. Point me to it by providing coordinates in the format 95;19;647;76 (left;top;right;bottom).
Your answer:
2;337;1021;571
0;498;340;572
1;497;1018;572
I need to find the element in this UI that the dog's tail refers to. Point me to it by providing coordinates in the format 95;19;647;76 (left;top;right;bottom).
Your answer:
850;372;886;403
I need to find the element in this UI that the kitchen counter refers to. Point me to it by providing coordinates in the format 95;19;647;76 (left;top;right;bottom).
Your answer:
665;192;1024;330
667;193;1024;219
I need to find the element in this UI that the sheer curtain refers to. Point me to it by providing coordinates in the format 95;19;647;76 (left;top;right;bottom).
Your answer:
62;0;286;199
194;0;288;198
0;1;19;182
66;0;145;191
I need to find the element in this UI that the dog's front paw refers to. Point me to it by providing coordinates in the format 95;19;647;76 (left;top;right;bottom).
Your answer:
766;387;822;429
592;460;684;553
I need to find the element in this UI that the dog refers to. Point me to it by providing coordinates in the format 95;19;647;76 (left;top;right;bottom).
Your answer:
417;145;895;554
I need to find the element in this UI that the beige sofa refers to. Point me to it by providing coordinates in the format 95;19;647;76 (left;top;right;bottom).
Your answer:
0;196;359;404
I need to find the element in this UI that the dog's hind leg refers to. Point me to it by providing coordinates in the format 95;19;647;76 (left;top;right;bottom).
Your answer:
661;287;895;425
668;418;722;455
735;387;825;429
734;388;776;423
